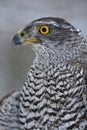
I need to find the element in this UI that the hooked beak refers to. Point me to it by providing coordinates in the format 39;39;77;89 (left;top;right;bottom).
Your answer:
12;33;23;46
12;31;40;47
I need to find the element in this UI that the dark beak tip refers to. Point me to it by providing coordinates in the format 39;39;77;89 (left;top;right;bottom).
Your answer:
12;37;16;46
12;34;23;46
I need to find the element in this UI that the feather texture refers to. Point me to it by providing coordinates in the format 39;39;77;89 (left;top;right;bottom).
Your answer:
1;17;87;130
0;91;20;130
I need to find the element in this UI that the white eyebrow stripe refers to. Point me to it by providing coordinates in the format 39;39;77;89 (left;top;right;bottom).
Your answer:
25;20;78;33
35;20;60;27
34;20;73;30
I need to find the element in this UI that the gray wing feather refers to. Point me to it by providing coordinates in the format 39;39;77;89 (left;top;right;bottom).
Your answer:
81;39;87;104
0;90;20;130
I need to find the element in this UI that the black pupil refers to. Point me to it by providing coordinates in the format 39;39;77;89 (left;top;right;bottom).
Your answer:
42;27;47;32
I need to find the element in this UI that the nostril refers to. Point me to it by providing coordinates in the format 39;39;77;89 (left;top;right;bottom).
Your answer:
19;31;25;37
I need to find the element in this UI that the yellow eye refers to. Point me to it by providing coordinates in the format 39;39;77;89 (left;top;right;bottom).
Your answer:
39;25;50;35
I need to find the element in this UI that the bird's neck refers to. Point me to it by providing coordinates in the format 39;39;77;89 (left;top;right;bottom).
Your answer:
32;40;82;69
33;45;67;69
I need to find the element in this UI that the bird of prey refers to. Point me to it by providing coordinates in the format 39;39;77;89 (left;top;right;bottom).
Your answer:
0;17;87;130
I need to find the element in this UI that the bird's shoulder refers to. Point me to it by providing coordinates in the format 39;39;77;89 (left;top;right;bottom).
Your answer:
0;90;21;130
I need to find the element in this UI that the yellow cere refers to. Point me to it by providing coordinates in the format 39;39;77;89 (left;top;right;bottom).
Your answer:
24;39;39;45
39;25;50;35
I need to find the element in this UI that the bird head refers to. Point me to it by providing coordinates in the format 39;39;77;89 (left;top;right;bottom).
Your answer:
12;17;81;63
12;17;79;47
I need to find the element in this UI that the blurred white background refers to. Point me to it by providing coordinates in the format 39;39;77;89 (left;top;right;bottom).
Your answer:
0;0;87;99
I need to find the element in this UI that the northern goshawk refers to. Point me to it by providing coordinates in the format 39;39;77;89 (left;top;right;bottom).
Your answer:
0;17;87;130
